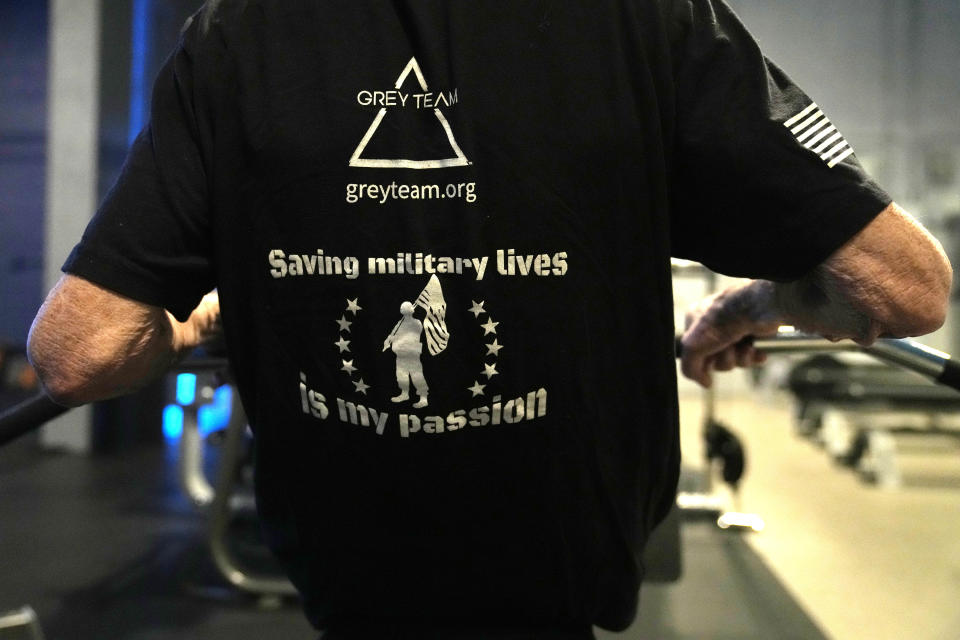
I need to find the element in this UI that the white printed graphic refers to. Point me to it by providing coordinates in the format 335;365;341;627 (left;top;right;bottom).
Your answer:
414;274;450;355
784;103;855;169
466;299;504;398
384;301;430;408
299;274;552;439
350;57;470;169
334;298;371;396
382;275;450;407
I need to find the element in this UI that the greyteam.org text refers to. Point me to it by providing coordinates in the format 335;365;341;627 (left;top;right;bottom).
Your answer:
346;181;477;204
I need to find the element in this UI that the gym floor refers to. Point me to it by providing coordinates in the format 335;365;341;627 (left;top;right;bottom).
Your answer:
2;386;958;640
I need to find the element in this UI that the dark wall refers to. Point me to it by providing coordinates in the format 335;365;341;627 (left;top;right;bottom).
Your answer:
99;0;203;198
0;2;48;345
0;0;201;349
94;0;206;451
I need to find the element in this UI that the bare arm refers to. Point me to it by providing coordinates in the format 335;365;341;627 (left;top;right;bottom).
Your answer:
27;275;220;406
681;202;953;387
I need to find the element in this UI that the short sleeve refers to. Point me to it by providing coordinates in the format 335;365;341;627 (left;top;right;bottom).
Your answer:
63;19;215;321
668;0;892;282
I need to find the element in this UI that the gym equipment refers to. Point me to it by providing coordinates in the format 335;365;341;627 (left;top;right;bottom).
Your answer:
0;606;45;640
673;382;764;533
170;359;297;602
672;260;764;532
176;366;683;587
1;355;686;608
176;363;298;600
787;348;960;487
6;327;959;609
753;331;960;387
0;394;67;448
674;329;960;516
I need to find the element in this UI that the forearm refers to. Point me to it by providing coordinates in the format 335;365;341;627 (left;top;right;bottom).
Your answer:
681;257;949;387
705;264;946;349
713;203;952;345
27;275;204;406
772;215;951;343
680;204;951;388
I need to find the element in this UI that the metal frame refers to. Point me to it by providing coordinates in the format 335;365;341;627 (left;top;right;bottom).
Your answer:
752;331;955;381
207;406;297;596
179;329;960;589
174;359;298;597
0;606;45;639
764;330;960;488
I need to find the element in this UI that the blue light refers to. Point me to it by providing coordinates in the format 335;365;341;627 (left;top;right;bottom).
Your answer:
162;405;184;440
198;385;234;437
128;0;152;145
176;373;197;405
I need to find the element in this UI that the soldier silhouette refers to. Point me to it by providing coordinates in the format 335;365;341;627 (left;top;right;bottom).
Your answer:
383;301;429;408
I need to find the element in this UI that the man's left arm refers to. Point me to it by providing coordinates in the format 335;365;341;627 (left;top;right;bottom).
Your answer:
27;274;220;407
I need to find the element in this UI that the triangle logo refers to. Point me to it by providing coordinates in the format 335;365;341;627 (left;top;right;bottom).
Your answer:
349;57;471;170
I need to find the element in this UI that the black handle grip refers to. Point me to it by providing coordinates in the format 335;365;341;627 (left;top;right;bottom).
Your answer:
674;335;755;359
935;358;960;392
0;393;70;447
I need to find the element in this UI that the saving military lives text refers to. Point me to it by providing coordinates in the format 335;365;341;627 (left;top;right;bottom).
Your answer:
268;249;569;281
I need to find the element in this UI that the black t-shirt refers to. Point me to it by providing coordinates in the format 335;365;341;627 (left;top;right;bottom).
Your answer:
64;0;889;634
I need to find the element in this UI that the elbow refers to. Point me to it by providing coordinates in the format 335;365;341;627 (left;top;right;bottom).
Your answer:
906;302;948;337
912;229;954;335
27;322;90;408
882;261;953;338
918;274;951;335
28;360;90;408
35;375;90;408
914;256;952;334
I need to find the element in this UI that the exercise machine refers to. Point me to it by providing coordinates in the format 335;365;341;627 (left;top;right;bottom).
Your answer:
787;341;960;487
4;330;960;619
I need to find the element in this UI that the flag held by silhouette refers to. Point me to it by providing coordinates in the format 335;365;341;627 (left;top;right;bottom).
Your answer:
416;275;449;355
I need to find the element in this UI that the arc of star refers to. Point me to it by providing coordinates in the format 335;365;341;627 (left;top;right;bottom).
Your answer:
468;300;486;318
353;378;370;395
346;298;362;314
341;360;358;375
468;380;486;397
482;362;499;380
334;337;351;353
485;338;503;357
336;315;353;332
480;318;499;335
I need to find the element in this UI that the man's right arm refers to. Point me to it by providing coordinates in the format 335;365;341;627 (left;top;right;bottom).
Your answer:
27;275;220;406
680;202;953;387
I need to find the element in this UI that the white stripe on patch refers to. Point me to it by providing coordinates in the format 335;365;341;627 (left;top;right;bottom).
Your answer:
821;140;850;162
796;117;829;143
784;104;855;169
804;125;837;149
784;103;819;128
828;147;855;168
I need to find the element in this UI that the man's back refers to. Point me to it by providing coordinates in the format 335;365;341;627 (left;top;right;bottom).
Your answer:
193;3;680;632
33;0;908;635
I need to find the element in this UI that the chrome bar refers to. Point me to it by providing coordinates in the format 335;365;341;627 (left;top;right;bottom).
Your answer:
670;258;709;275
866;339;950;380
0;606;45;639
178;404;214;508
752;331;951;380
751;333;852;354
209;405;297;596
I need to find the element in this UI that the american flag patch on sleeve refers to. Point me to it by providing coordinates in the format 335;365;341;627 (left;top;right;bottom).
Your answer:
783;103;855;168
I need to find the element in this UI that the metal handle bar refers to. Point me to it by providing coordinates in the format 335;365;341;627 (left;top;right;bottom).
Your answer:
0;395;68;448
676;330;960;391
0;357;231;448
